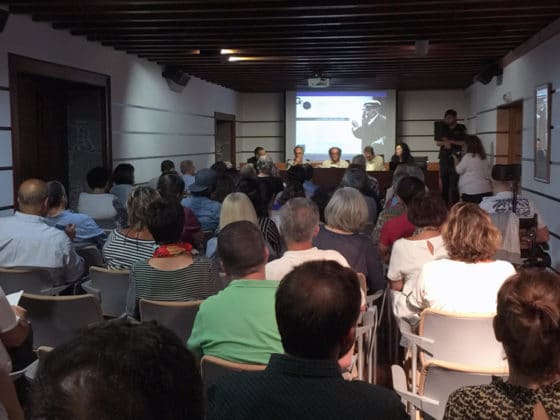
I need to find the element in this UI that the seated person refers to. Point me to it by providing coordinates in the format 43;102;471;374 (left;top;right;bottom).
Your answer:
302;164;318;199
378;176;425;262
77;166;117;222
126;199;220;318
407;203;516;325
389;142;415;171
256;156;284;198
313;187;384;292
364;146;385;171
387;193;448;324
180;160;196;193
286;146;310;168
27;320;203;420
0;287;31;375
109;163;135;227
0;179;84;286
265;198;349;280
350;155;380;197
444;270;560;420
103;186;158;270
207;261;408;420
188;221;283;365
480;164;549;243
45;181;106;247
321;146;349;168
247;146;266;169
341;166;379;227
181;169;222;233
148;159;175;189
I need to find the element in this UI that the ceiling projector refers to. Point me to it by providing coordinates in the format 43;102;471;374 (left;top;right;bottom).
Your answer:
307;76;330;88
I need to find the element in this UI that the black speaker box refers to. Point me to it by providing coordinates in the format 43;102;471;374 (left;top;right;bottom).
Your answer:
162;66;191;87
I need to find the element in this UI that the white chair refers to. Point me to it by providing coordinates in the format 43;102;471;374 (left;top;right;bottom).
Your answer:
20;293;103;349
392;309;509;420
139;299;202;342
490;212;522;265
0;268;67;295
82;267;130;317
355;306;378;384
200;355;266;389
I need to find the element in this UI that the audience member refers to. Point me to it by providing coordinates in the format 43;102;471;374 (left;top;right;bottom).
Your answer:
455;135;492;203
407;203;516;323
0;287;31;374
378;176;425;262
350;155;380;197
311;186;336;223
364;146;385;171
205;192;258;257
208;261;408;420
188;221;283;365
212;169;238;204
481;164;549;243
148;159;175;189
276;177;305;207
265;198;348;280
286;145;310;168
181;168;221;233
321;146;349;168
45;181;106;246
387;193;448;323
302;164;318;198
389;142;415;171
157;173;202;246
126;199;219;317
313;187;384;292
103;186;158;270
239;164;257;180
109;163;135;208
383;163;425;209
77;166;117;221
0;179;84;286
210;161;228;176
180;159;196;192
256;155;284;197
341;166;379;227
444;270;560;419
28;320;204;420
247;146;266;168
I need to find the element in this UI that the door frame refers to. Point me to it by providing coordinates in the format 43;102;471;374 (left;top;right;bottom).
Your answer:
496;99;523;164
8;53;112;200
214;112;236;166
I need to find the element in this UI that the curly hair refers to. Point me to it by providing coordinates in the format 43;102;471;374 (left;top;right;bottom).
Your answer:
442;202;502;263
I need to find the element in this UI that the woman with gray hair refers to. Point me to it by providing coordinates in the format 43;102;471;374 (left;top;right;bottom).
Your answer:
313;187;384;292
256;155;284;198
103;186;159;270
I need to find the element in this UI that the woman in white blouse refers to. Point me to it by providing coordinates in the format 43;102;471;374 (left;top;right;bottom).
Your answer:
407;203;516;325
455;135;492;204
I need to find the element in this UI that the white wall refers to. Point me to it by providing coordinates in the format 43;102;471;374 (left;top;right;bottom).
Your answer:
0;14;237;212
398;90;466;163
466;32;560;269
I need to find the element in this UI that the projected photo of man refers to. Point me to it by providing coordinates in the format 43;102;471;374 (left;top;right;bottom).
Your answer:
351;100;388;149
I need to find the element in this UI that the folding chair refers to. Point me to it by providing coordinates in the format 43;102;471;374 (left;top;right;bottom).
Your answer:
82;267;130;317
0;268;66;295
20;293;103;349
200;355;266;388
139;299;203;342
355;306;378;384
75;245;105;272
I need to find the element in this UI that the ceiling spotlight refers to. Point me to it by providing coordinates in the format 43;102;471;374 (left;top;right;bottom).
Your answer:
228;56;258;62
220;49;239;55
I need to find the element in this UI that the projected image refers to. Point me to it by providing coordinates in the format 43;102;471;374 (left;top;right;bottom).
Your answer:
295;91;396;161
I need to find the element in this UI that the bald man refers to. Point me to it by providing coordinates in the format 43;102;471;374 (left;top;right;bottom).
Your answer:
0;179;84;287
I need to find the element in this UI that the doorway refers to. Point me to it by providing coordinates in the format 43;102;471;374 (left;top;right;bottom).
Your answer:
214;112;236;166
9;54;111;209
496;101;523;165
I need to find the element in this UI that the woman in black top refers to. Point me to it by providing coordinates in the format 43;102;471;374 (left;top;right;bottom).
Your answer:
389;142;415;171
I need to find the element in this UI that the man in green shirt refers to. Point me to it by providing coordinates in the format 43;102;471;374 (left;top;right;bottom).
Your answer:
187;221;282;365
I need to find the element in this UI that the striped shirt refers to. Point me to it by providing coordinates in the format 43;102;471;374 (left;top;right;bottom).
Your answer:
102;229;155;270
258;217;282;257
126;257;219;317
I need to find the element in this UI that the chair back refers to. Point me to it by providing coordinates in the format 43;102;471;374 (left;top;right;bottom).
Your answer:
0;268;54;295
419;309;507;372
75;245;105;272
88;267;130;317
200;355;266;388
355;306;378;383
20;293;103;348
490;212;521;260
139;299;202;342
94;218;116;230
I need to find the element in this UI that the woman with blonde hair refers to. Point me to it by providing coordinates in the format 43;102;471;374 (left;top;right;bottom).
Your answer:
407;202;516;322
313;187;384;292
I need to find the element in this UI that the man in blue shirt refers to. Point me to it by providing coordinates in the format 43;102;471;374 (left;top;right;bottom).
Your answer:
181;168;221;232
180;160;196;193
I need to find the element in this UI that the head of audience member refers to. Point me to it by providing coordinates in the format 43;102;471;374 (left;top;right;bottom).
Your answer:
146;198;185;246
157;173;185;202
237;177;274;219
303;164;314;182
278;182;306;206
464;135;487;159
491;164;521;194
112;163;135;186
394;142;411;163
189;168;218;198
442;202;501;263
276;260;361;360
126;186;159;232
286;165;305;184
212;172;237;203
391;164;425;193
160;160;175;175
46;181;69;214
211;161;228;176
180;160;195;176
256;155;275;176
86;167;110;193
254;146;266;159
351;154;367;170
329;147;342;163
325;187;369;234
311;186;336;223
17;179;49;217
293;146;304;161
444;109;458;127
218;221;268;280
28;320;203;420
219;192;258;231
494;270;560;383
363;146;376;162
240;165;257;180
341;166;369;194
280;198;320;248
396;176;425;207
407;192;448;230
